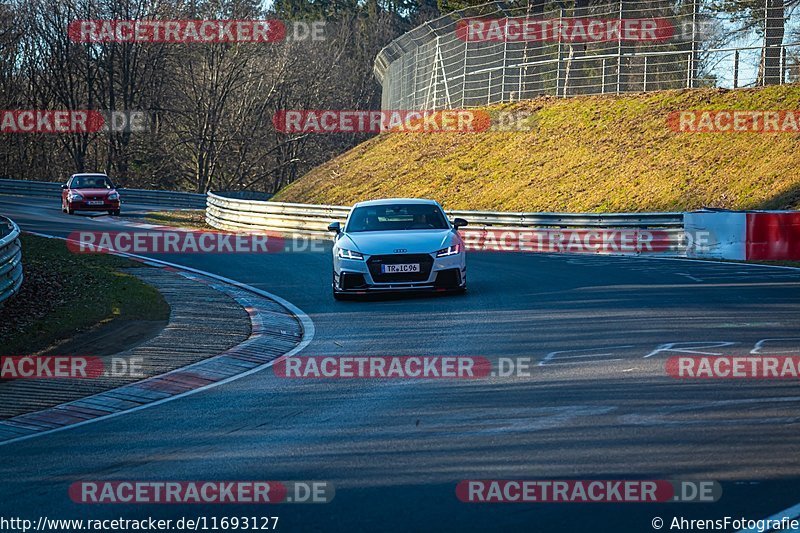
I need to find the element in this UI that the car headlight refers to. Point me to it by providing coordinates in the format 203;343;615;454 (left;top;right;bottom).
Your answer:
337;248;364;260
68;192;84;201
436;244;462;257
107;192;119;200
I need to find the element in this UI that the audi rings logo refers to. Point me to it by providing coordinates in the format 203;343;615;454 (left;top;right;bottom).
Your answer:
394;248;408;253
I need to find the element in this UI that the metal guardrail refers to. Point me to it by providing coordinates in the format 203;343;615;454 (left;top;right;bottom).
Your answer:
0;216;23;305
207;192;352;237
206;191;687;253
0;179;207;209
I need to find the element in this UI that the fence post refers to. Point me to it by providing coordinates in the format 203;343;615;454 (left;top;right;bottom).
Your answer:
425;36;441;110
780;45;786;84
761;0;767;86
556;7;567;96
461;41;468;108
413;47;419;109
616;0;623;94
689;0;698;89
643;56;648;91
734;50;740;88
601;58;607;94
501;36;508;101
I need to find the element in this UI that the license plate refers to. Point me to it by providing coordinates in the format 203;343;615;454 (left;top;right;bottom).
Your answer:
381;263;420;274
87;200;104;205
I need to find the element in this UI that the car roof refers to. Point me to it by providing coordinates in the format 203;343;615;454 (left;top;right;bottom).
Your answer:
353;198;440;208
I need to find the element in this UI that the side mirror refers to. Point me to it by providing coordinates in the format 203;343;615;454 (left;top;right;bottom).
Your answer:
452;218;468;229
327;222;341;234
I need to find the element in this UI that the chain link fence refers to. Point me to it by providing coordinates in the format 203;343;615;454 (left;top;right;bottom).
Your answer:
374;0;800;110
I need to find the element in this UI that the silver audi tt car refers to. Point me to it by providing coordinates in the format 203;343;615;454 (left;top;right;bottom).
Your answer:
328;198;468;299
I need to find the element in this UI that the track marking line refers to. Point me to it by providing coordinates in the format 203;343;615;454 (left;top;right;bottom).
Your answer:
538;345;634;366
676;272;704;282
642;255;800;273
751;338;800;355
737;502;800;532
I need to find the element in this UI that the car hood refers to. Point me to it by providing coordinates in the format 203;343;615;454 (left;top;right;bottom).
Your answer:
341;229;457;255
71;188;115;197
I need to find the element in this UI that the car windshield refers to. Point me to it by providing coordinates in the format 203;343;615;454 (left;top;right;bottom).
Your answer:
71;176;113;189
346;204;449;232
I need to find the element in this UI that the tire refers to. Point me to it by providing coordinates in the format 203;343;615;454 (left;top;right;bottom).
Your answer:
109;209;120;216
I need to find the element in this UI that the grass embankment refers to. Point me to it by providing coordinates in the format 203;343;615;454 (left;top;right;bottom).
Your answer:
273;85;800;212
0;234;170;356
143;210;210;229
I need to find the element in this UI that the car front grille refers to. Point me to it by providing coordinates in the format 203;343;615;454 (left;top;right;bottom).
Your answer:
367;254;434;283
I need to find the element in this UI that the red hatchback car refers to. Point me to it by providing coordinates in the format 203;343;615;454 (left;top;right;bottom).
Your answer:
61;173;121;216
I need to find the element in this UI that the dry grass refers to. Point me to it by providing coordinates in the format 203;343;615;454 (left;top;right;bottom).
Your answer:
0;235;169;356
273;85;800;212
143;210;210;229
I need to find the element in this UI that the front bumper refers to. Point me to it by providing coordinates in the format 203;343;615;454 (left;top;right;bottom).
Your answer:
67;199;120;211
333;252;466;293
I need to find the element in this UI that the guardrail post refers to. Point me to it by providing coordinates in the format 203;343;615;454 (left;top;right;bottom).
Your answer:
0;216;23;305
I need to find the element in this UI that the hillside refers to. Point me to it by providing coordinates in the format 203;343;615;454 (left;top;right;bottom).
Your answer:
272;85;800;212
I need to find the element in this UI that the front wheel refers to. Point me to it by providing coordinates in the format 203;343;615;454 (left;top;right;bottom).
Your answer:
109;209;120;216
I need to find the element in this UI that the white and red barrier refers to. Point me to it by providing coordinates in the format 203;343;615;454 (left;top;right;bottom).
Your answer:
686;211;800;261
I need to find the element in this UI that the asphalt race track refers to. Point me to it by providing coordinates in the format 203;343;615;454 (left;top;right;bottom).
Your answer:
1;196;800;532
